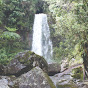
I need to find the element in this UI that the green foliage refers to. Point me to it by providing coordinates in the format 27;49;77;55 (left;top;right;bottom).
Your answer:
2;0;48;31
71;67;83;80
0;0;4;25
5;27;18;32
0;27;22;64
0;48;20;65
0;0;49;65
1;31;20;40
0;48;8;65
53;41;70;63
0;48;7;60
45;0;88;63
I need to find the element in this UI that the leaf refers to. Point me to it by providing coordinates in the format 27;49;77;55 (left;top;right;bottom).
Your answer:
5;27;18;32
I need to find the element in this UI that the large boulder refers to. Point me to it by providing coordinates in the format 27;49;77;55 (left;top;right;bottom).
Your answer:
54;73;78;88
0;67;56;88
50;72;73;86
14;67;56;88
0;50;48;76
48;62;61;76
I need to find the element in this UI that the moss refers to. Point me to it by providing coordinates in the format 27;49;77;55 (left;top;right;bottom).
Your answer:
71;67;83;80
27;51;35;55
9;75;17;81
44;73;56;88
36;55;48;66
15;51;47;67
17;51;32;64
19;58;25;63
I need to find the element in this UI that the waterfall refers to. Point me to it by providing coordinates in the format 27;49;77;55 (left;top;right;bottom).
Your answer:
32;13;53;62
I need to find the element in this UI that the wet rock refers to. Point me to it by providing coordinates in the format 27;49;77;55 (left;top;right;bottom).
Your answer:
48;62;61;76
14;67;56;88
0;50;48;76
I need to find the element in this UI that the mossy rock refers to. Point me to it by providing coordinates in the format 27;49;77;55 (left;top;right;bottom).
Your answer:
71;67;83;80
14;67;56;88
0;50;48;76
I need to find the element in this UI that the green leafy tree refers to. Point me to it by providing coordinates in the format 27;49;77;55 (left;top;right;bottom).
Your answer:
3;0;47;31
0;27;21;64
45;0;88;66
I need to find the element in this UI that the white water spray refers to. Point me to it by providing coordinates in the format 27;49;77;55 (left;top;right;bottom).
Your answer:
32;13;53;62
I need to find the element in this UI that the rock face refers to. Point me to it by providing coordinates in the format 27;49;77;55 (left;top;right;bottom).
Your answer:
0;67;56;88
48;62;61;76
0;50;48;76
14;67;56;88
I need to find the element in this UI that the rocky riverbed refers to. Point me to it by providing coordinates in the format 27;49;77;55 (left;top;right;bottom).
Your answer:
0;50;88;88
50;60;88;88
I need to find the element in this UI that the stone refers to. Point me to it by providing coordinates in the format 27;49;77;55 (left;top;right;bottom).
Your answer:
0;50;48;76
0;78;10;88
48;62;61;76
56;80;78;88
61;58;69;72
0;67;56;88
50;72;73;86
0;76;15;88
77;80;88;88
14;67;56;88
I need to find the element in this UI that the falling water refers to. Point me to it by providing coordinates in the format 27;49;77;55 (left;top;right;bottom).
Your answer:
32;13;53;62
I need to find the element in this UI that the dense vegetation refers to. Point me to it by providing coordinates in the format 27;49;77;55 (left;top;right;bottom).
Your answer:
45;0;88;77
46;0;88;61
0;0;88;77
0;0;48;64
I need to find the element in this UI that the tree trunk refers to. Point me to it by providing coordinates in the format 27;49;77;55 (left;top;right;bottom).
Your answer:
82;42;88;78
